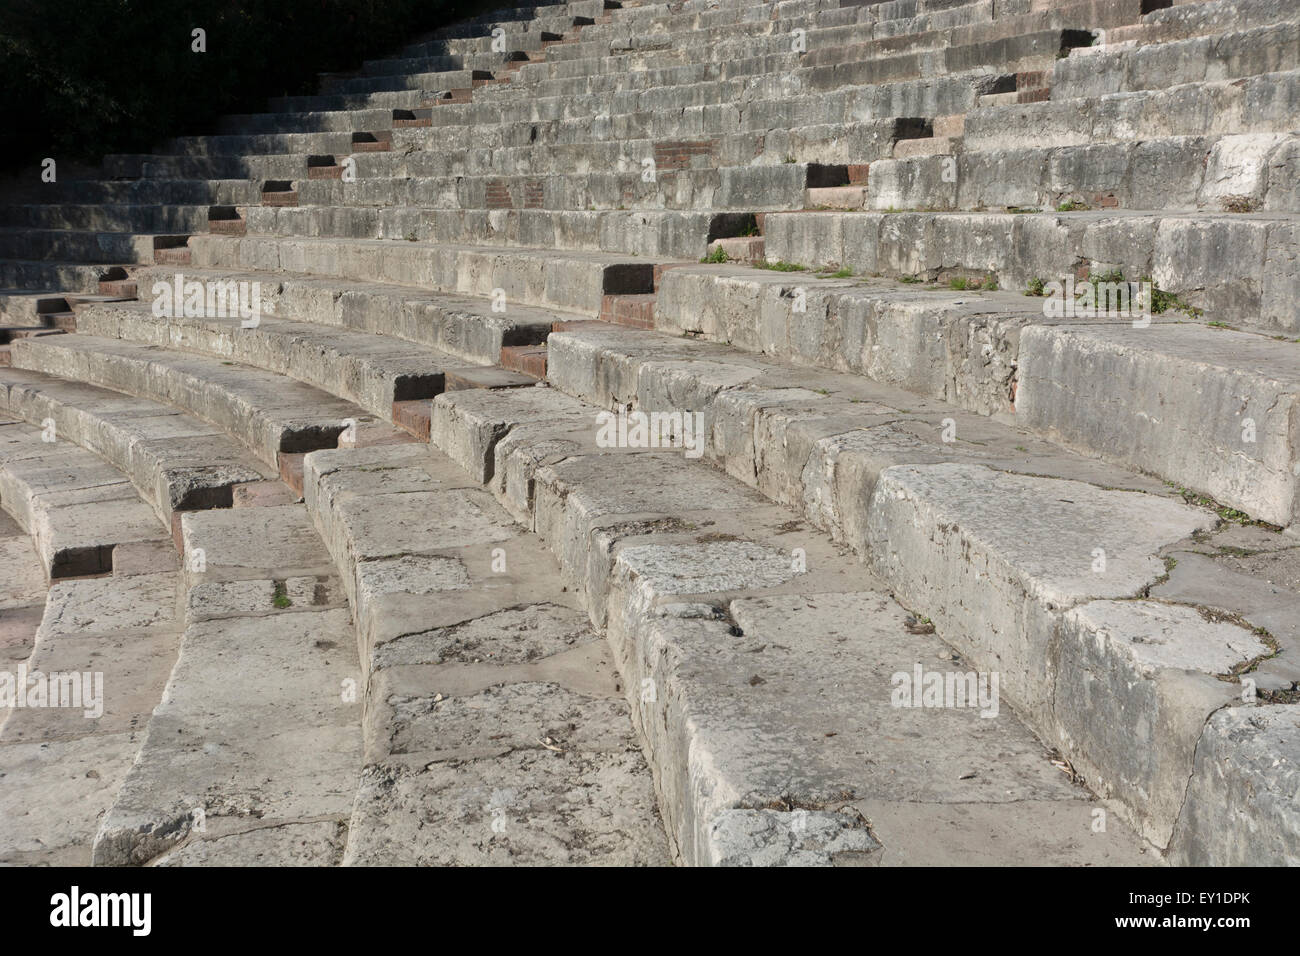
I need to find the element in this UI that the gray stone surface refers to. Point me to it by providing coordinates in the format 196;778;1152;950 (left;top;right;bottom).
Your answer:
1169;704;1300;866
7;0;1300;868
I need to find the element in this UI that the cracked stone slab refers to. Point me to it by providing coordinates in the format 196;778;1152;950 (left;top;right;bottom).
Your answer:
867;462;1214;722
372;602;593;670
705;809;879;867
1169;704;1300;865
608;586;1140;865
92;607;362;865
153;821;346;866
375;671;631;760
1053;600;1269;847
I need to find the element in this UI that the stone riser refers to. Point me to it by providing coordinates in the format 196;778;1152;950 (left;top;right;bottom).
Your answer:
0;204;211;233
0;370;272;526
868;133;1300;214
647;262;1300;526
520;327;1298;860
126;265;560;365
188;235;658;316
7;335;385;470
762;209;1300;335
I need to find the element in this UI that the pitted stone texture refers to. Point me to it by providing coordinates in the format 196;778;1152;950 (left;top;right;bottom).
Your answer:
1170;705;1300;866
606;587;1144;866
186;575;345;622
344;747;668;866
540;449;768;520
705;809;879;867
616;541;803;599
92;606;362;865
356;554;471;602
380;679;634;759
0;734;142;865
372;602;592;669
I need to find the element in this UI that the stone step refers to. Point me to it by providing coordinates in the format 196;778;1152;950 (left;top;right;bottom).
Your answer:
0;262;113;297
238;206;758;260
423;384;1159;865
233;163;852;216
761;208;1300;335
0;228;168;265
299;443;670;864
276;122;900;182
866;131;1300;214
92;503;362;865
1056;19;1300;100
647;261;1300;526
0;487;47;669
7;334;405;470
126;265;561;366
186;236;665;316
0;291;70;325
0;203;211;233
0;367;274;531
963;68;1300;150
439;332;1300;863
0;457;179;864
74;300;487;421
0;419;169;580
1104;0;1300;48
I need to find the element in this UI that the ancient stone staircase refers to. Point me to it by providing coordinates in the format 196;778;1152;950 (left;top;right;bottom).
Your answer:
0;0;1297;866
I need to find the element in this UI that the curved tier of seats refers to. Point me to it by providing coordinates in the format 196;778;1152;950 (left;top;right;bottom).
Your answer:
3;0;1297;865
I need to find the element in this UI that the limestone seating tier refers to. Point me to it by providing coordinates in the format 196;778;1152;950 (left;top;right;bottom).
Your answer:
412;390;1157;865
0;419;182;865
0;419;172;580
108;265;564;366
427;340;1299;861
186;236;658;315
866;131;1300;214
4;0;1300;866
0;368;273;524
645;263;1300;525
299;444;670;865
90;499;363;865
763;208;1300;335
6;334;403;471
